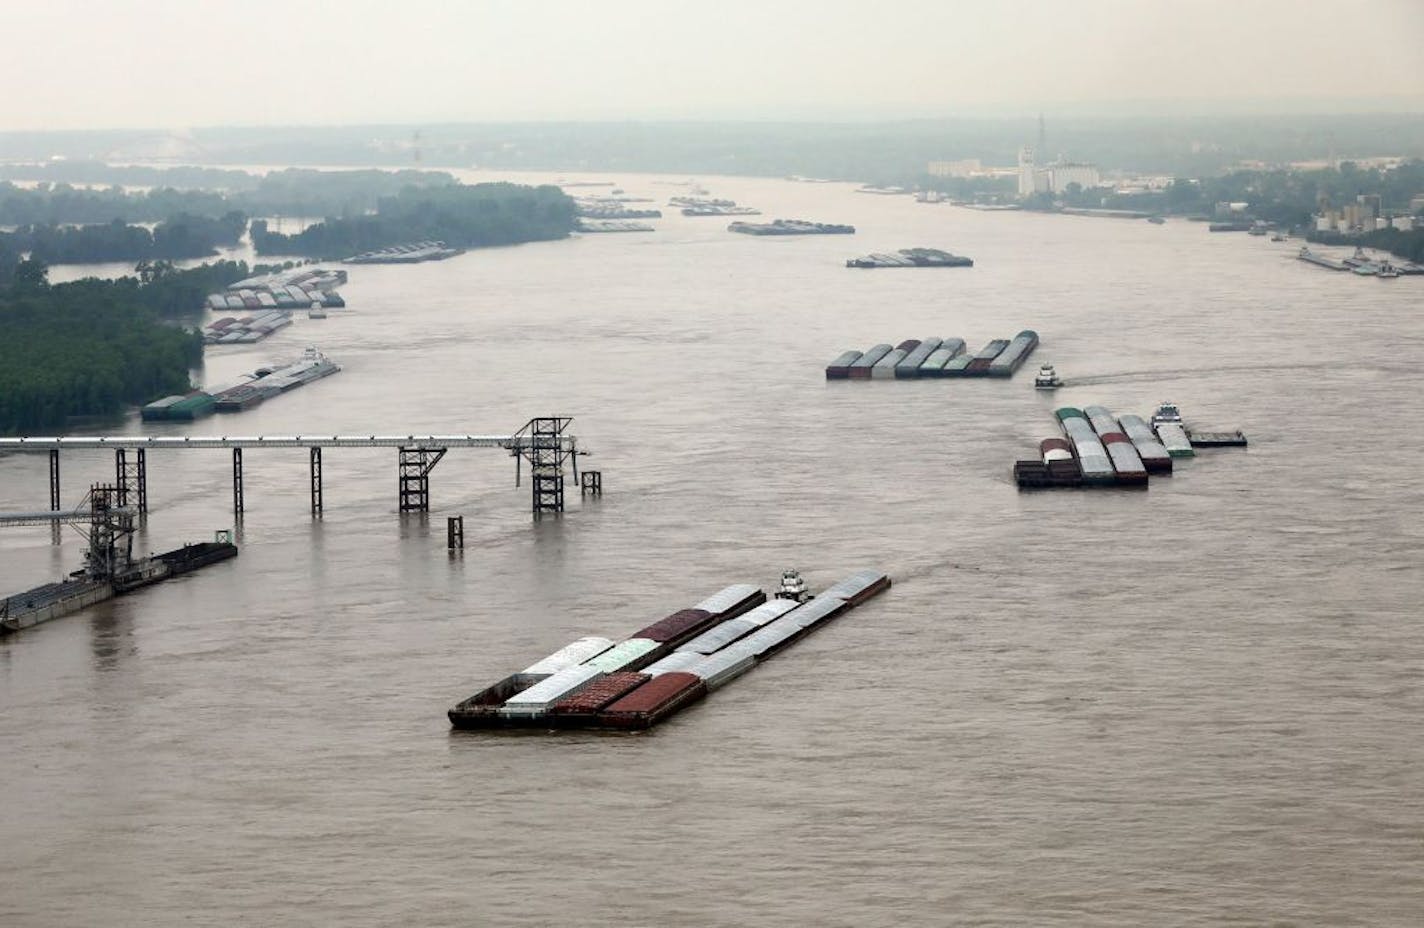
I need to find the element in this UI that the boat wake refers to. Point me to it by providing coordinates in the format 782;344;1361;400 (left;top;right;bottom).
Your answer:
1065;361;1339;386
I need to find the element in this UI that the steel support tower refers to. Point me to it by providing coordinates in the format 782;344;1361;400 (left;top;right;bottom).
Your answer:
512;417;575;516
84;484;134;580
114;448;148;514
398;447;447;512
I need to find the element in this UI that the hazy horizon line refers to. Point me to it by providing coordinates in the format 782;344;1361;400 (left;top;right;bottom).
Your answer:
5;98;1424;139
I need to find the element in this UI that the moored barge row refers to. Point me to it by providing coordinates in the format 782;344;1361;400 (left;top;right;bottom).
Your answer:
826;332;1036;380
447;571;891;733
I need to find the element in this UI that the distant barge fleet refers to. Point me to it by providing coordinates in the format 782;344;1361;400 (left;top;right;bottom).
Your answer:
827;331;1038;379
449;570;890;732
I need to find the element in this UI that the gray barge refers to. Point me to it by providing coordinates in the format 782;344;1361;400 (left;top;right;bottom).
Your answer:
846;248;972;268
729;219;855;235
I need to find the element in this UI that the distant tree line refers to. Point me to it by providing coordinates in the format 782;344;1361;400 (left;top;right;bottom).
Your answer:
0;181;231;225
251;182;575;258
0;167;459;226
0;212;246;264
0;255;253;433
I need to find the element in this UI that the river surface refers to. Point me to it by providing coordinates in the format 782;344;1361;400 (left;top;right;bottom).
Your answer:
3;174;1423;927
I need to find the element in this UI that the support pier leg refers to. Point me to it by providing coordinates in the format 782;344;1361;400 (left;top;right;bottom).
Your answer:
49;449;61;545
113;449;148;514
232;448;244;517
398;447;445;513
447;515;464;550
114;449;128;508
136;449;147;514
529;418;567;517
310;447;323;516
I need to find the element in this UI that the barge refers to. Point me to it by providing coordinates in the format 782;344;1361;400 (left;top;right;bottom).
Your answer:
1296;246;1349;271
1015;403;1241;488
141;390;217;422
825;350;864;379
448;571;890;733
575;219;655;233
682;205;760;216
1187;430;1248;447
1116;415;1173;473
987;330;1038;377
728;219;855;235
344;241;464;264
145;348;339;419
845;248;972;268
894;338;943;378
827;334;1034;380
915;339;967;376
846;344;892;379
203;309;295;345
206;268;346;317
1055;408;1115;485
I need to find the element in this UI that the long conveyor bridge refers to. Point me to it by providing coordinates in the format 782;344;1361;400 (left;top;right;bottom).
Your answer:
0;417;589;518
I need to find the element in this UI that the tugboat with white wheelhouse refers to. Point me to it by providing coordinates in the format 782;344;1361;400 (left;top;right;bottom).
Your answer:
776;569;810;603
1150;402;1183;428
1034;364;1062;390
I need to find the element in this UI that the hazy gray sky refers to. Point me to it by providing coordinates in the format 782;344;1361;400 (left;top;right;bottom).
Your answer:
5;0;1423;130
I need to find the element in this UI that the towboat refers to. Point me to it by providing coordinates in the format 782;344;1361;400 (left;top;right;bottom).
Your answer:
1378;262;1401;279
1150;402;1183;428
776;569;810;603
1034;364;1062;390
